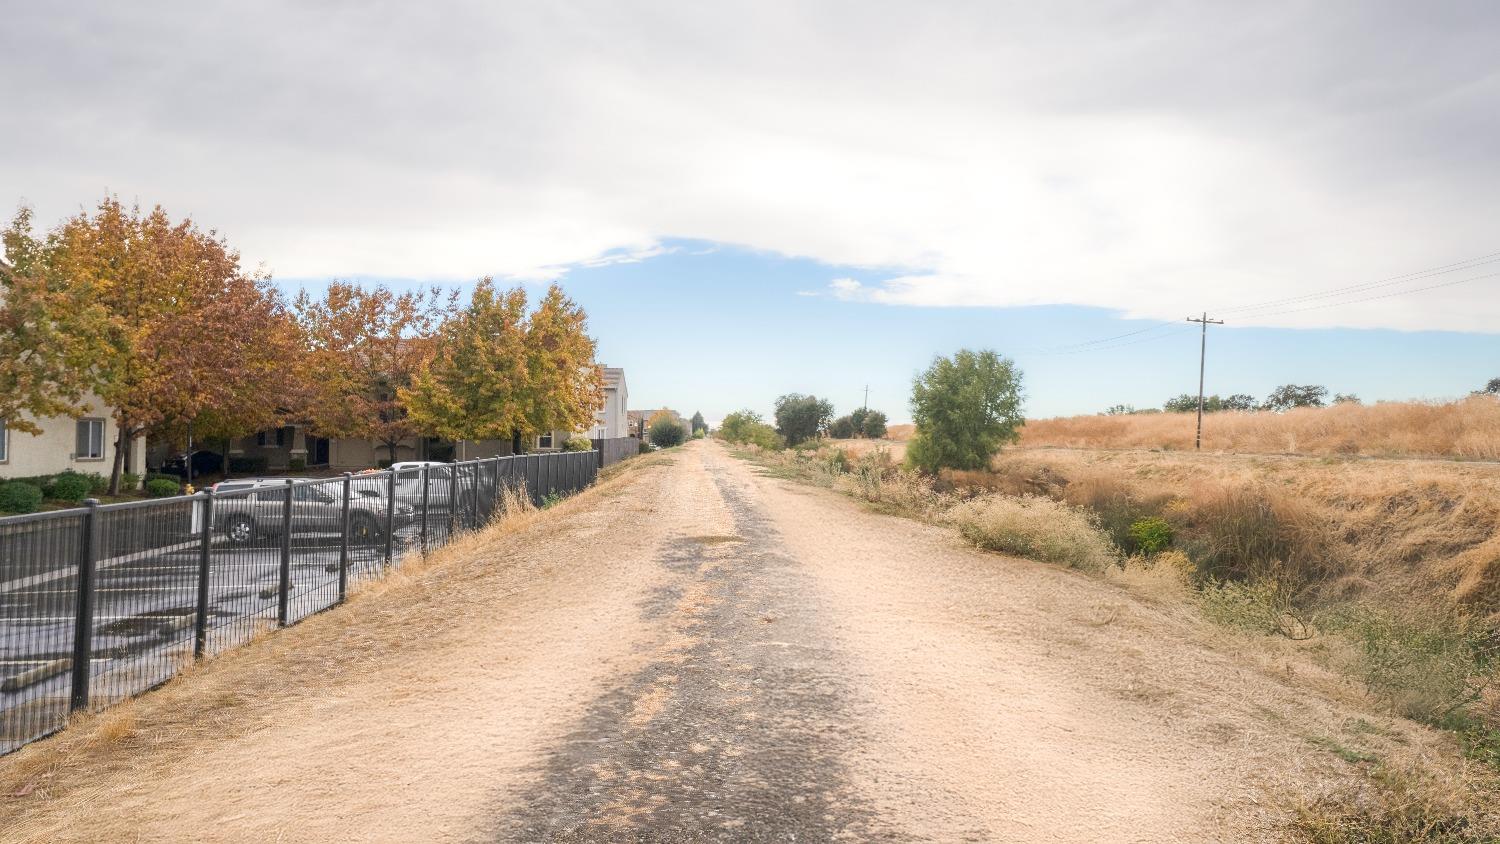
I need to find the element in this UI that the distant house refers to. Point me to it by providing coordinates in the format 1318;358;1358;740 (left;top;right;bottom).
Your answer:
0;256;146;480
536;365;629;450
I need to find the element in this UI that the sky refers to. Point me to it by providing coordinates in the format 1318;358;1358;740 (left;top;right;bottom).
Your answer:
3;2;1498;423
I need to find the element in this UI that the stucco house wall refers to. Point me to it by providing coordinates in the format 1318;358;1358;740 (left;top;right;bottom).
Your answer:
0;395;146;479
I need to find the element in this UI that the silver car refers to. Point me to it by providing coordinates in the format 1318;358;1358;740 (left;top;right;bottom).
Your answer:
211;477;414;545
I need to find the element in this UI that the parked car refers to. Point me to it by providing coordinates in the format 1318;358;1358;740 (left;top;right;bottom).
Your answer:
162;450;224;478
211;477;414;545
387;461;477;514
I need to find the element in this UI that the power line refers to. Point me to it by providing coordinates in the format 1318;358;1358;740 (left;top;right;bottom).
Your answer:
1036;248;1500;355
1232;269;1500;320
1216;252;1500;316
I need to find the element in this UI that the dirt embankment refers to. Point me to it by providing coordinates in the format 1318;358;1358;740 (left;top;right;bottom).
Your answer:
1;441;1477;841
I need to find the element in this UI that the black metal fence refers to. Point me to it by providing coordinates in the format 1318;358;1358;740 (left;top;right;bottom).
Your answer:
591;436;640;469
0;449;599;755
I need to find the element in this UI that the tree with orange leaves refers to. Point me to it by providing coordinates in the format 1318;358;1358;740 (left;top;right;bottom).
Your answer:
294;281;452;465
2;197;303;492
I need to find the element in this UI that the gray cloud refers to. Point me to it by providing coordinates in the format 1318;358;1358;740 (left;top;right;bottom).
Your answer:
2;1;1497;330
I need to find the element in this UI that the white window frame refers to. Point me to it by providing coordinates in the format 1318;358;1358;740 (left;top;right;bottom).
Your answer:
537;432;554;449
76;417;105;461
0;419;8;463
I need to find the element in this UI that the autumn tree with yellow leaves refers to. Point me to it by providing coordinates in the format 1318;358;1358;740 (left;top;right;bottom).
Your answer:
402;280;602;452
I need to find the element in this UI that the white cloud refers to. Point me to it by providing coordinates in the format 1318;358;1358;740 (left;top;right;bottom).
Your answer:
2;2;1497;331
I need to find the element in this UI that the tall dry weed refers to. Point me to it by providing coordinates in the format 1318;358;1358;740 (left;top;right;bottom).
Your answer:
946;495;1118;572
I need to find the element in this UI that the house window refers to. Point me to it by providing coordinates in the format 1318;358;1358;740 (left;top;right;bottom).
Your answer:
75;418;105;460
256;427;287;447
0;419;8;463
537;432;553;449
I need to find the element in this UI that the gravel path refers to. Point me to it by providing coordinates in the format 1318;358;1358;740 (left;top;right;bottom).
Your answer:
1;440;1425;842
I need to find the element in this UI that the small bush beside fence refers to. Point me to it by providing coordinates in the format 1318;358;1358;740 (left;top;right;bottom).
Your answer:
0;449;600;756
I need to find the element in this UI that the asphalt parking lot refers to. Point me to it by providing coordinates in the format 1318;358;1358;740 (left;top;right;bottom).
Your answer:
0;524;427;754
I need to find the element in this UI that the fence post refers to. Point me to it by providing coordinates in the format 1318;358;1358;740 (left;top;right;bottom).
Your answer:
447;466;457;537
491;456;502;519
278;480;293;626
338;473;352;603
193;489;215;659
69;499;100;712
419;467;430;555
383;469;396;569
470;463;480;528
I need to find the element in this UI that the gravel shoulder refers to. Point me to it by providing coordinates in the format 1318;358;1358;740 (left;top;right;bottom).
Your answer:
0;441;1448;842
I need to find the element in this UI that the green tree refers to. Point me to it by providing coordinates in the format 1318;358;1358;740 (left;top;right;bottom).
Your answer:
1478;378;1500;395
860;409;888;438
1221;394;1259;411
773;393;833;446
828;415;856;439
717;409;762;442
521;285;605;451
1332;393;1361;405
690;411;706;435
402;280;532;443
906;349;1024;473
1263;384;1328;411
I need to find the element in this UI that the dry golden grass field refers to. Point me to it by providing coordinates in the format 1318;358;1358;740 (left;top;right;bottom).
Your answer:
1019;397;1500;460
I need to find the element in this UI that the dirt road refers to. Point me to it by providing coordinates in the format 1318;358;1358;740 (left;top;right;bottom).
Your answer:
1;440;1420;842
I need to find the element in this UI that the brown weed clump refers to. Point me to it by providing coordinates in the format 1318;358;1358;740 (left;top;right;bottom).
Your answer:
946;495;1118;573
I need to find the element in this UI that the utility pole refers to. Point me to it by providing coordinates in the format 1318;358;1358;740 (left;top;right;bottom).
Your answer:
1186;312;1224;450
863;385;869;411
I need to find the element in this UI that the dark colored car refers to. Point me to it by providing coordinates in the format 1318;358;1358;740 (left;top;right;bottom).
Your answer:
162;450;224;478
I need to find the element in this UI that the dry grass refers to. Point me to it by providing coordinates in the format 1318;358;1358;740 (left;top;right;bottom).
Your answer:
946;495;1118;572
1022;397;1500;460
1292;761;1500;843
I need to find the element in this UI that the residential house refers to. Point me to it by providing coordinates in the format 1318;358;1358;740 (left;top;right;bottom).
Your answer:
536;365;629;450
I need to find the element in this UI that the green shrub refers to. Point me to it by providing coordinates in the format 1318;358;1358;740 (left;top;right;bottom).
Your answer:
229;456;268;473
564;435;593;452
1329;605;1499;724
145;478;181;498
1199;579;1297;635
638;441;652;455
1127;516;1174;555
118;472;140;493
649;416;686;448
144;472;179;486
288;457;307;471
0;481;45;514
45;472;93;502
741;422;783;451
947;494;1117;572
541;491;565;509
825;449;850;475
